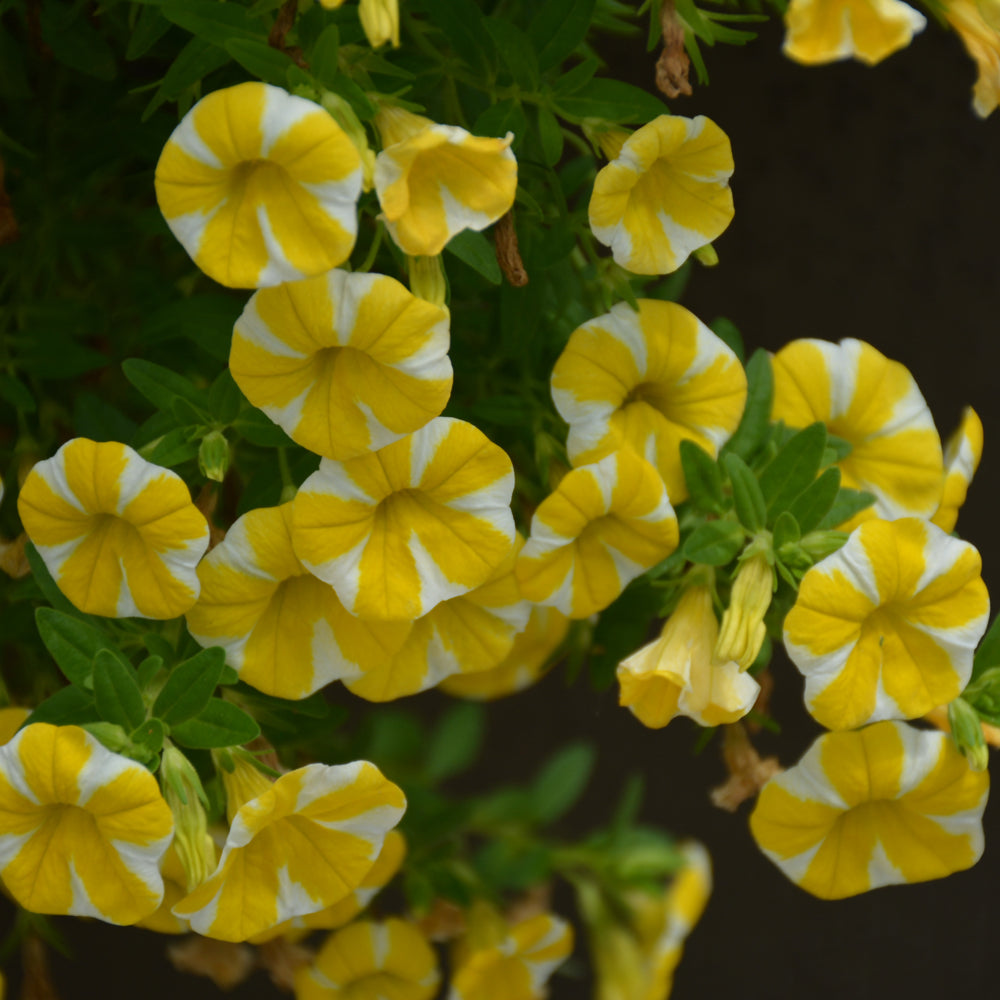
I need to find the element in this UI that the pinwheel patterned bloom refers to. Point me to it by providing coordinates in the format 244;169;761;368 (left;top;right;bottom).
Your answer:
173;760;406;942
373;106;518;257
295;918;439;1000
784;517;989;731
944;0;1000;117
230;269;452;462
588;116;734;276
186;503;410;700
0;724;173;924
617;586;760;729
293;417;515;621
155;82;362;288
18;438;209;619
515;451;679;619
551;300;746;503
782;0;926;65
750;721;989;899
771;338;943;524
932;406;983;533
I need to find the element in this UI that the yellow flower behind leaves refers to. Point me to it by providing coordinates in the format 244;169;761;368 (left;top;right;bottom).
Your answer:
771;338;943;524
588;115;734;276
944;0;1000;117
186;503;410;701
750;721;989;899
374;106;518;257
18;438;209;619
292;417;516;621
617;586;759;729
230;270;452;462
0;724;173;924
932;406;983;533
785;517;989;731
551;300;746;503
516;451;679;619
782;0;926;65
155;82;362;289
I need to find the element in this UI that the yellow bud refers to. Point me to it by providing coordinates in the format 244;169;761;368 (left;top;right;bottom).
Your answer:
408;254;448;309
161;747;216;891
359;0;400;48
715;554;773;671
374;104;432;148
693;243;719;267
582;120;629;160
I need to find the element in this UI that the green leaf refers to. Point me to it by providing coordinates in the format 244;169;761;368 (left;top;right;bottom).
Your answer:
208;370;243;424
723;453;765;533
93;650;147;732
27;686;99;728
232;407;295;446
817;488;876;531
529;0;597;71
679;439;723;513
424;703;485;783
473;100;528;143
972;615;1000;683
758;422;827;518
153;647;226;726
137;655;166;692
127;5;172;60
144;39;231;121
131;718;167;756
772;510;800;550
16;337;109;380
411;0;493;71
310;25;340;88
171;699;261;748
73;393;137;444
0;374;35;412
225;39;295;85
445;230;502;285
553;79;668;124
531;742;595;824
722;349;773;462
35;608;112;687
123;359;210;417
161;0;264;46
710;316;744;362
788;466;841;534
143;427;201;468
682;520;744;566
475;840;552;892
40;4;117;80
554;56;599;94
141;294;242;362
535;107;564;167
485;18;538;89
322;74;378;120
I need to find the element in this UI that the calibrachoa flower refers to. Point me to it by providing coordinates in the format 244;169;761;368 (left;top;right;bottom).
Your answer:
750;721;989;899
230;269;452;462
550;299;746;503
944;0;1000;117
155;82;362;288
515;451;679;619
186;503;410;700
173;759;406;942
18;438;209;618
782;0;926;65
770;338;943;524
294;918;440;1000
373;106;518;257
784;517;989;731
932;406;983;533
617;586;760;729
589;116;734;275
0;724;173;924
292;417;516;621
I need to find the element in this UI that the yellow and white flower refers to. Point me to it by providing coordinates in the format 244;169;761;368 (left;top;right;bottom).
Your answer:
618;586;759;729
18;438;209;619
230;270;452;462
750;721;989;899
515;451;679;619
785;517;989;731
932;406;983;533
186;503;410;700
0;724;173;924
295;918;440;1000
589;116;734;276
782;0;926;65
373;106;518;257
771;338;943;525
551;300;746;503
292;417;515;621
944;0;1000;117
155;82;362;288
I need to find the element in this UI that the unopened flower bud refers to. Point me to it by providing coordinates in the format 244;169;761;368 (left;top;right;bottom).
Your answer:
161;746;216;891
693;243;719;267
320;91;377;191
948;698;990;772
359;0;400;48
198;430;230;483
408;254;448;309
715;553;774;671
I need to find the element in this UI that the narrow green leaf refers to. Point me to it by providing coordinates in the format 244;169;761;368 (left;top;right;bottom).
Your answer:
531;743;595;824
93;650;147;731
27;686;99;727
0;374;35;412
232;407;295;446
445;230;502;285
552;56;599;94
171;699;261;748
161;0;263;46
473;99;528;142
679;439;724;513
723;453;765;533
131;718;167;756
817;488;876;531
123;358;210;417
485;18;538;89
208;370;243;424
553;79;668;124
143;427;201;468
723;349;773;462
682;520;744;566
788;466;841;534
772;510;800;550
759;422;827;518
153;646;226;726
136;656;166;692
709;316;744;362
310;25;340;88
973;615;1000;682
410;0;493;71
143;39;231;121
535;107;564;167
35;608;113;686
529;0;597;71
225;39;294;85
424;703;485;782
127;5;171;60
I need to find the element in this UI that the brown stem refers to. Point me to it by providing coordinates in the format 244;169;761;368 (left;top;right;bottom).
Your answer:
267;0;307;69
494;212;528;287
656;0;693;99
709;721;782;813
0;154;20;246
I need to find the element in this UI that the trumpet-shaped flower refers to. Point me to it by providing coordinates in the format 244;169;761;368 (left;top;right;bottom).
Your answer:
18;438;209;618
551;300;746;503
186;503;410;700
373;106;517;257
230;270;452;462
782;0;926;65
750;721;989;899
292;417;515;621
589;115;734;275
295;918;440;1000
785;517;989;731
944;0;1000;117
617;586;759;729
173;760;406;942
0;724;173;924
155;82;362;288
771;339;943;525
515;452;679;619
932;407;983;533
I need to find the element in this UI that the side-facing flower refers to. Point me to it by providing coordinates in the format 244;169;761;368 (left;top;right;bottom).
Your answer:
750;721;989;899
943;0;1000;116
230;270;452;461
618;586;759;728
551;300;746;503
18;438;209;618
359;0;400;48
932;406;983;533
515;451;679;620
784;517;989;731
373;106;517;256
292;417;515;621
186;503;410;700
771;338;943;525
0;724;173;924
155;82;362;288
589;116;734;275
